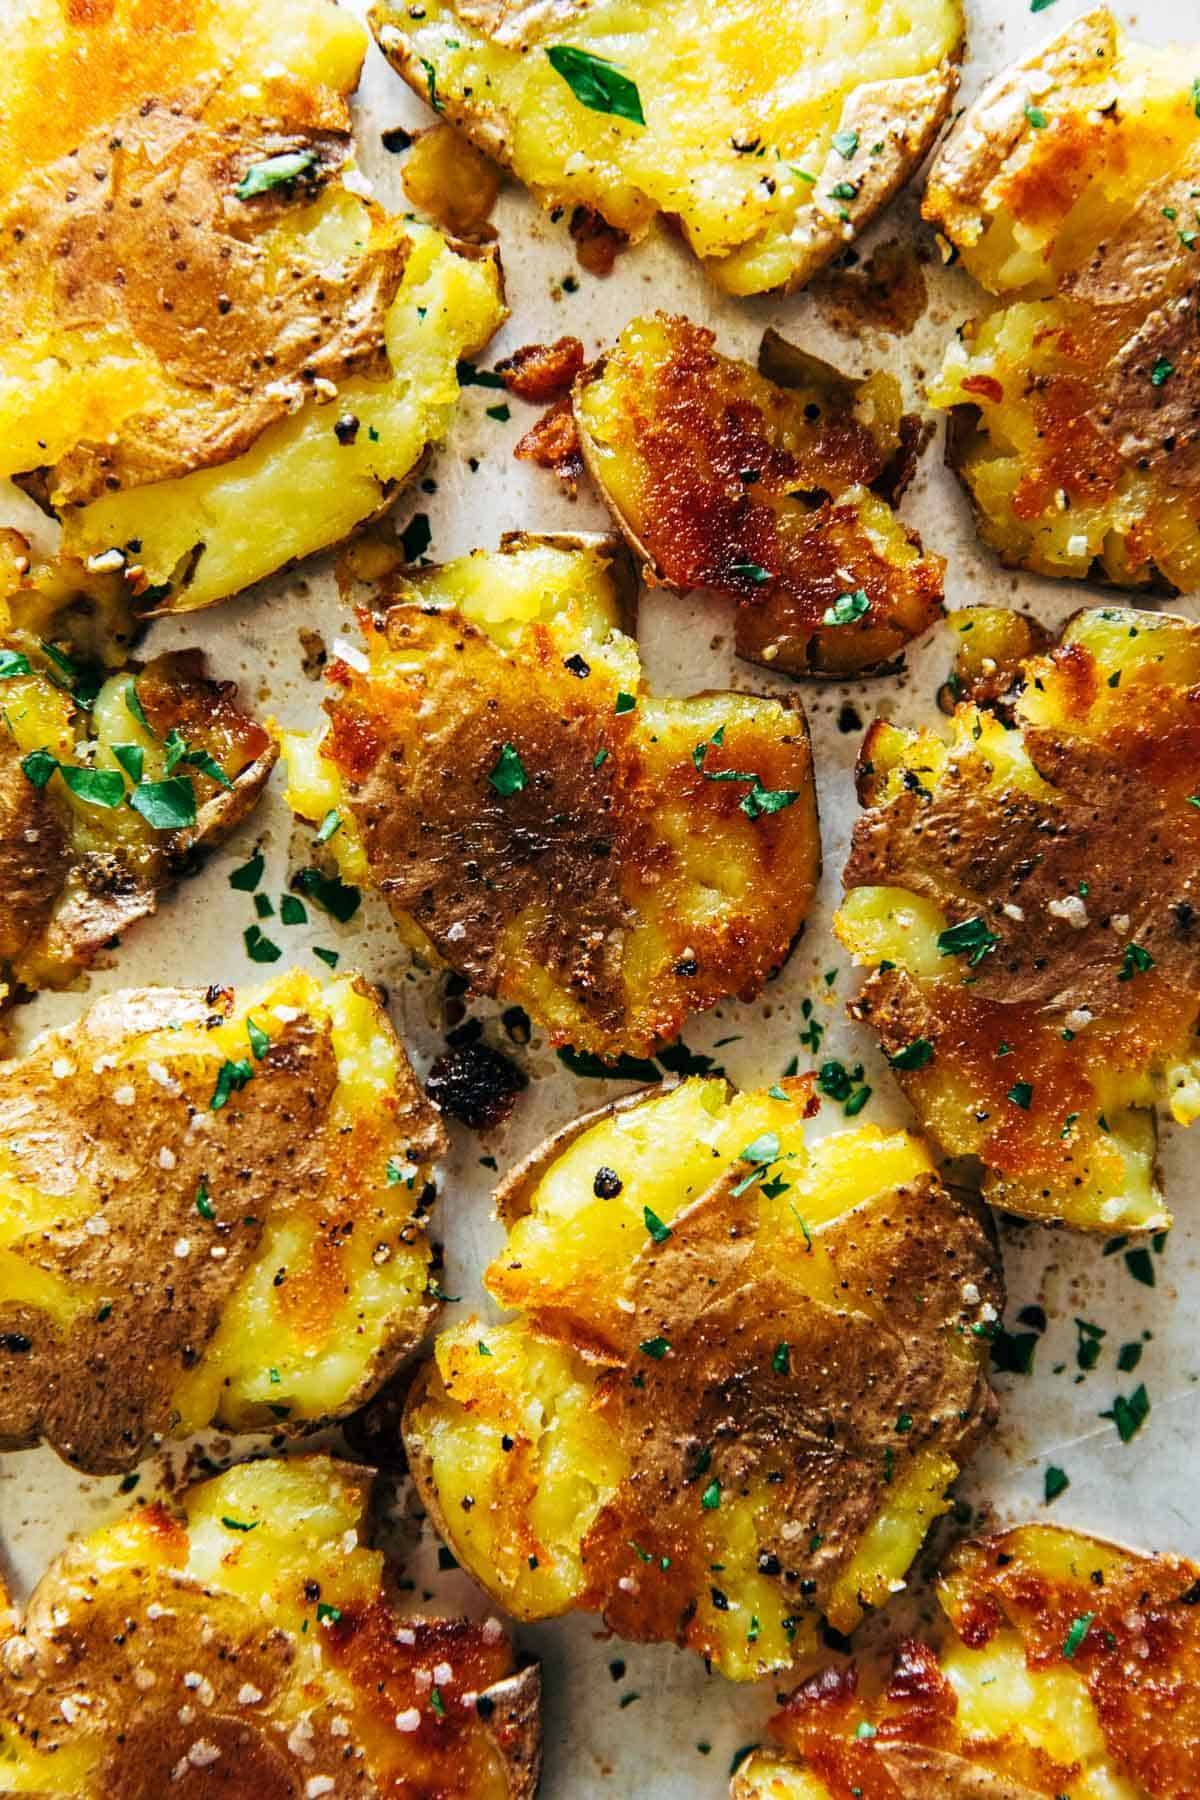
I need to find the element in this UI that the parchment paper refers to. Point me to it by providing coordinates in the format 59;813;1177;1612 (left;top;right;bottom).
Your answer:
1;2;1196;1792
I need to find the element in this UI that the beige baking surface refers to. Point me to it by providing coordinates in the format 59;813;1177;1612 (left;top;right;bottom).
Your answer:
1;1;1196;1791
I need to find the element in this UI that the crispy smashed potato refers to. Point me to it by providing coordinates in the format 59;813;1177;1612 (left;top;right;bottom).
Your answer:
734;1522;1200;1799
404;1078;1001;1681
0;968;446;1473
924;9;1200;592
0;537;275;1006
1;0;505;614
0;1455;540;1797
280;534;820;1059
836;605;1200;1234
370;0;962;295
574;316;944;678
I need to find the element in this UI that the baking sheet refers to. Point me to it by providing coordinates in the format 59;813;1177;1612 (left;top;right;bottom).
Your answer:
1;1;1197;1792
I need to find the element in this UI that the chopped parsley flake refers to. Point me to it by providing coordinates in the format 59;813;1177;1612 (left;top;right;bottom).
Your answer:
235;150;317;200
937;915;1000;966
229;850;265;892
643;1205;672;1243
545;44;645;124
210;1059;254;1111
1044;1464;1069;1503
1118;942;1154;980
244;923;282;963
1101;1382;1150;1443
489;742;527;795
822;587;870;627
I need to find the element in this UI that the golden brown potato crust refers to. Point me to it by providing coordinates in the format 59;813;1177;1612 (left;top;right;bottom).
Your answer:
314;541;819;1058
560;1166;997;1656
0;1457;540;1799
12;110;405;510
0;977;445;1473
738;1524;1200;1799
923;9;1200;591
574;316;944;678
838;606;1200;1230
0;0;381;507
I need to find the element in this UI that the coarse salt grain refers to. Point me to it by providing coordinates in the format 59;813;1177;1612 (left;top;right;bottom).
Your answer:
238;1684;263;1706
433;1662;452;1686
188;1740;220;1767
394;1708;421;1733
1048;895;1089;929
158;1146;177;1169
113;1084;136;1106
51;1057;73;1079
306;1781;336;1799
84;1215;109;1236
174;1238;191;1258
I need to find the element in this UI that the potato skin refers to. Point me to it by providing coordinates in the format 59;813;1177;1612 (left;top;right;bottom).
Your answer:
1;0;506;614
574;316;944;679
923;9;1200;592
837;605;1200;1233
370;0;961;295
0;1455;540;1798
281;534;820;1059
735;1523;1200;1799
404;1080;1001;1681
0;971;446;1473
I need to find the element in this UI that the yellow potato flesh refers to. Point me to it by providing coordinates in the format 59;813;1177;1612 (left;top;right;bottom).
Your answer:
376;0;960;293
409;1083;978;1680
61;228;505;611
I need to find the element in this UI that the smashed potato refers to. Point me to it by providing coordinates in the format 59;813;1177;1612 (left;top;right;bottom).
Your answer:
0;536;275;1006
734;1523;1200;1799
574;316;944;678
0;968;446;1473
1;0;505;613
0;1455;540;1797
280;534;820;1060
836;605;1200;1234
404;1078;1001;1681
370;0;962;295
925;9;1200;592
